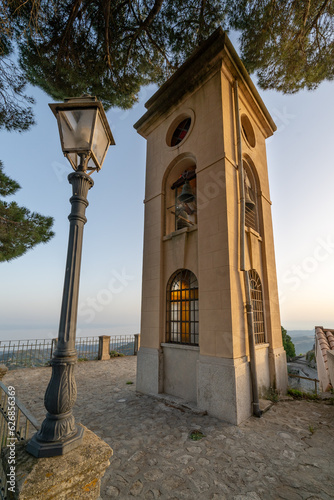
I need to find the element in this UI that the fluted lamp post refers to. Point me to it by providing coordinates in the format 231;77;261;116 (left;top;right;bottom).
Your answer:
27;96;115;458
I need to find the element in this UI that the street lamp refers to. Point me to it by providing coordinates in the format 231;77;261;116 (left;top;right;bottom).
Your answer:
27;96;115;458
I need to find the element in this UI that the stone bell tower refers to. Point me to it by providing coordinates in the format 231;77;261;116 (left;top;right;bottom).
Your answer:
134;29;287;425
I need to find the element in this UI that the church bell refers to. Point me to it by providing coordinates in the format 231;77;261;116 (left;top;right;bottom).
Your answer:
245;190;255;209
178;180;195;203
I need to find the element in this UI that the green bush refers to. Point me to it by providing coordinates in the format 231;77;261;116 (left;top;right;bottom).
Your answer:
110;350;125;358
282;326;296;360
306;350;315;362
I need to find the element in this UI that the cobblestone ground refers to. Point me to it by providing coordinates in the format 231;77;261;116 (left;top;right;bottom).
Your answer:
5;357;334;500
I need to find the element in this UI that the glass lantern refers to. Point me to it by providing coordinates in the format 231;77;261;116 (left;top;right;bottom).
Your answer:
49;96;115;172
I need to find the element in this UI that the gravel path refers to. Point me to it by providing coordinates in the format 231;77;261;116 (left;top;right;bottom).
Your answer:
4;357;334;500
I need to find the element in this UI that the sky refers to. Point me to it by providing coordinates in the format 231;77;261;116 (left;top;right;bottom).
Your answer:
1;40;333;341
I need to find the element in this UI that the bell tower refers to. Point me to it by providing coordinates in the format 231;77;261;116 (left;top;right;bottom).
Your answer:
134;29;287;424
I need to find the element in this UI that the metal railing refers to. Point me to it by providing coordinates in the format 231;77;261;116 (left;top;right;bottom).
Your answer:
0;382;40;499
75;336;100;361
0;339;54;370
110;335;135;356
0;335;136;370
67;335;135;360
288;373;319;394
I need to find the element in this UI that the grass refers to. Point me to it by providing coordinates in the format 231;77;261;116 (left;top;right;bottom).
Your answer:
287;388;320;400
189;430;205;441
266;388;279;403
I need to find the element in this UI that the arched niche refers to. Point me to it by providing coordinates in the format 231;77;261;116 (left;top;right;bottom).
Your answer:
163;154;197;236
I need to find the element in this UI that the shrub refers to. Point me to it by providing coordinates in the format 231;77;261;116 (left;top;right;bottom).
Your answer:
266;387;279;403
110;350;125;358
282;326;296;360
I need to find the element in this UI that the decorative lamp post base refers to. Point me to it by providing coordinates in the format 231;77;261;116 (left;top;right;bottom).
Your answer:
26;424;84;458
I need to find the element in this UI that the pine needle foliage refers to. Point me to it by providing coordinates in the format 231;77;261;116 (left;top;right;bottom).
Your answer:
1;0;334;130
229;0;334;93
0;161;54;262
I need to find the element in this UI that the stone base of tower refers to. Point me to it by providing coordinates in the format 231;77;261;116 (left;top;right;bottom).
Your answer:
136;347;163;395
269;346;288;394
136;346;288;425
136;348;254;425
197;355;252;425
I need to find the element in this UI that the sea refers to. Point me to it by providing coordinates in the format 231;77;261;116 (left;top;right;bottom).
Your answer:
288;330;315;355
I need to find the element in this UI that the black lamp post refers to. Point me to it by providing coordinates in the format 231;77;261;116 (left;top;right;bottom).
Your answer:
27;96;115;458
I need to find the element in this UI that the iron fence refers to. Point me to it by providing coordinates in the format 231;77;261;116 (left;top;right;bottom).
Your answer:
288;373;319;394
0;335;136;370
110;335;135;356
0;339;54;370
75;336;100;361
0;382;40;499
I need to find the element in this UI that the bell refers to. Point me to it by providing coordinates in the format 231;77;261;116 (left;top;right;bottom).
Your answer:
245;190;255;209
178;180;195;203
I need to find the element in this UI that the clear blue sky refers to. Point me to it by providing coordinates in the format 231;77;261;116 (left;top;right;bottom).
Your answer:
1;47;333;340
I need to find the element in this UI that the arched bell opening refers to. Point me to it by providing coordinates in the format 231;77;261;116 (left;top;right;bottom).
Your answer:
164;156;197;235
243;157;260;234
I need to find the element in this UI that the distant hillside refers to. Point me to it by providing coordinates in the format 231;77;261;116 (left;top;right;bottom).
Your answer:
287;330;314;337
288;330;314;355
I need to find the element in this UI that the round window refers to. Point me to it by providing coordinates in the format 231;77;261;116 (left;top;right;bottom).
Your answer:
170;118;191;147
241;114;256;148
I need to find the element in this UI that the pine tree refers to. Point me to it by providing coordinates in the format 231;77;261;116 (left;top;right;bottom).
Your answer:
10;0;227;111
0;162;54;262
229;0;334;93
2;0;334;124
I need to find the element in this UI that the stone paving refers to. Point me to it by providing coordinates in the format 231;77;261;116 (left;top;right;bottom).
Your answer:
4;357;334;500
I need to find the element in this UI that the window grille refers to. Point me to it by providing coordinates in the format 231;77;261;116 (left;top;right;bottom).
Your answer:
166;269;199;345
248;270;266;344
171;118;191;146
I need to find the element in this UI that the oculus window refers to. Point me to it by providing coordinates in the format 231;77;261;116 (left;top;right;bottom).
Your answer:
241;114;256;148
170;118;191;147
166;269;199;345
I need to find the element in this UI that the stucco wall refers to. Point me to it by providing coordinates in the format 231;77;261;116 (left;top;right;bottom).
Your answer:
327;350;334;388
255;344;270;396
316;338;331;391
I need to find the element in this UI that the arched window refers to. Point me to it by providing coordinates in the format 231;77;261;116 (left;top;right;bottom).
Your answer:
248;270;266;344
243;159;259;233
166;269;199;345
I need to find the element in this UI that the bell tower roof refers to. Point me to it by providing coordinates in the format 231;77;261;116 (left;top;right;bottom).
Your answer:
134;28;276;138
